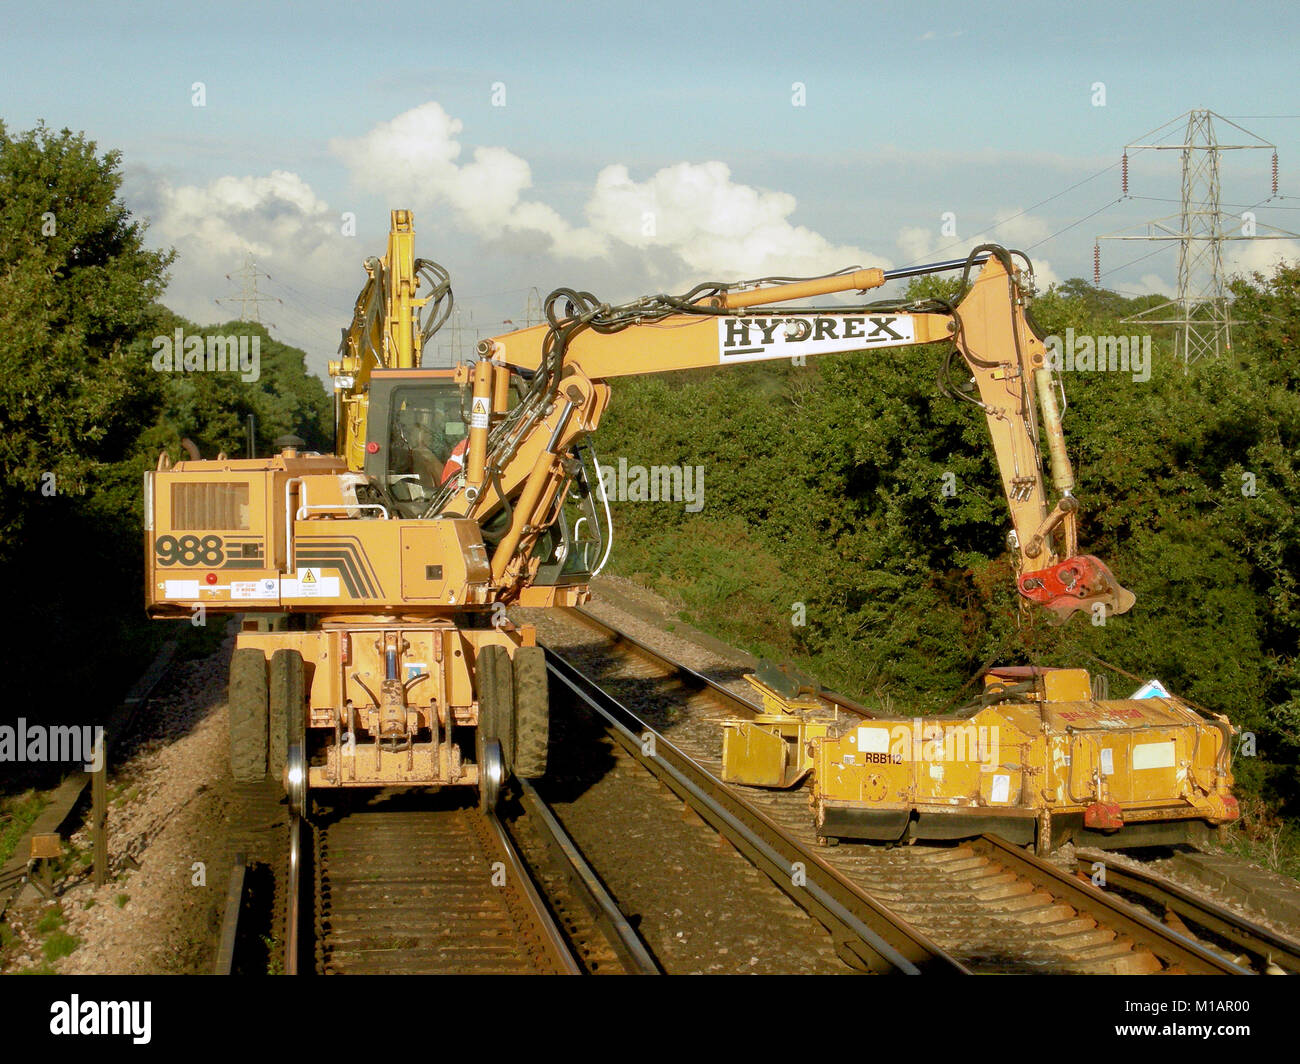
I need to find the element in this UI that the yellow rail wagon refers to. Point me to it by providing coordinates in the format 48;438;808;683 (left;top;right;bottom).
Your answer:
810;666;1238;852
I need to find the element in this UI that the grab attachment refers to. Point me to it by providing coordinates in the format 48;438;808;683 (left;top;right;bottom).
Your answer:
1019;554;1136;624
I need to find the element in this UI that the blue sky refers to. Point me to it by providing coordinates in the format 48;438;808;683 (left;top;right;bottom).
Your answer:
3;0;1298;372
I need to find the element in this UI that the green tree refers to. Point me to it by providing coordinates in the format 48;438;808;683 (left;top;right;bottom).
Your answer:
0;120;173;550
0;121;332;751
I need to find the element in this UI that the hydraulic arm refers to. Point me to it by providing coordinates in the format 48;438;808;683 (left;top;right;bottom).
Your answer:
434;243;1133;622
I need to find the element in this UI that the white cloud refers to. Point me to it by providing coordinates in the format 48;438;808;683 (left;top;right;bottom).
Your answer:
1122;273;1176;297
895;226;935;267
1225;238;1300;280
894;209;1061;289
330;102;607;259
585;161;883;280
332;102;885;282
127;167;355;365
151;170;336;262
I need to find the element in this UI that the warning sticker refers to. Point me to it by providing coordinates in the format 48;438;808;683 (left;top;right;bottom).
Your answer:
285;568;339;598
163;579;200;599
231;579;278;600
1100;747;1115;775
1132;741;1175;770
470;396;491;430
857;727;891;753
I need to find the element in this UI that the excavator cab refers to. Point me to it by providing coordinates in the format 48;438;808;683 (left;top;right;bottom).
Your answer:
362;369;467;518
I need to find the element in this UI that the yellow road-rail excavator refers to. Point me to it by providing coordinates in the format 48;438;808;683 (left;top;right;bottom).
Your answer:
143;210;1236;850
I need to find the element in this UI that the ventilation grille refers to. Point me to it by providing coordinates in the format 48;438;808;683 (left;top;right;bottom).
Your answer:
171;482;250;530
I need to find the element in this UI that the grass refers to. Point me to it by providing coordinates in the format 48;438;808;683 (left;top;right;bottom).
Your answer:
42;930;79;963
0;790;50;870
24;903;80;967
263;936;283;975
1212;794;1300;883
114;893;130;909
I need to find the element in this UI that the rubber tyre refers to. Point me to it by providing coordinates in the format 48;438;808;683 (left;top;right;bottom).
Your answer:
229;649;269;783
269;649;305;786
477;644;515;772
511;646;549;779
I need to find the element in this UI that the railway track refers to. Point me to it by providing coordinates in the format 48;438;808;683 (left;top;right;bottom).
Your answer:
307;795;578;974
243;780;660;975
535;605;1261;975
1076;847;1300;974
543;646;964;974
214;604;1290;976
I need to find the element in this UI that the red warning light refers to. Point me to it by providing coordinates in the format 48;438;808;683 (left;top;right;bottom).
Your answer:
366;441;380;454
206;572;218;585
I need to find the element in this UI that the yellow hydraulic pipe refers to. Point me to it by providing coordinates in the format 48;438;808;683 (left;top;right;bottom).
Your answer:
466;359;493;492
713;268;885;310
491;448;556;582
1034;368;1075;493
491;361;511;417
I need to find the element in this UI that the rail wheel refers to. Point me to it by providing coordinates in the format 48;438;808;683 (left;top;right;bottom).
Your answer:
229;648;269;783
477;645;515;810
270;649;307;813
477;737;504;815
512;646;549;779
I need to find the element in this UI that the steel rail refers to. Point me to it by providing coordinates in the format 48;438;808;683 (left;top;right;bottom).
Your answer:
297;800;584;976
973;835;1250;974
285;816;302;976
544;645;968;975
513;776;661;974
1075;847;1300;974
482;807;583;976
213;853;247;975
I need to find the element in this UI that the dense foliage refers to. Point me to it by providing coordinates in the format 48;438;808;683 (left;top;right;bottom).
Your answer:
0;122;330;720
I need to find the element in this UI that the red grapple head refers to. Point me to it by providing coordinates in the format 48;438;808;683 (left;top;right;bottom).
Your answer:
1018;554;1136;625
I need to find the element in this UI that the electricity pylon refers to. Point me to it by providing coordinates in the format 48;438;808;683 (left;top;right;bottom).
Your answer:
216;252;282;325
1097;109;1297;366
